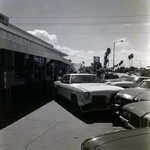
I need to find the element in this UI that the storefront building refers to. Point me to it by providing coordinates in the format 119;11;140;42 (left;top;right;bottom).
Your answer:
0;13;71;112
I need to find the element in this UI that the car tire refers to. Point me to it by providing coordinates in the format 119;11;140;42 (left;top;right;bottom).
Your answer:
72;96;81;113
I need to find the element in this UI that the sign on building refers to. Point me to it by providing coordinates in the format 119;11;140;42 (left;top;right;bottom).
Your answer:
0;13;9;26
93;56;100;64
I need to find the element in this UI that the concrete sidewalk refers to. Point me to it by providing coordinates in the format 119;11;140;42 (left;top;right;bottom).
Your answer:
0;100;113;150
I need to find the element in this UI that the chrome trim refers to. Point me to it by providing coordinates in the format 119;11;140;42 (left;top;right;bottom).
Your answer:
120;116;135;129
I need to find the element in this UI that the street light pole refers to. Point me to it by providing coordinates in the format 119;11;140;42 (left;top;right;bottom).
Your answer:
136;60;141;68
113;42;116;71
113;39;123;71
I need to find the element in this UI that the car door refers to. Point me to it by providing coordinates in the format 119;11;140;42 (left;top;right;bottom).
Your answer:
59;75;71;99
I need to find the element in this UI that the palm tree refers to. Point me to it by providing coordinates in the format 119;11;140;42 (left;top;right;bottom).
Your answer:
104;48;111;68
128;55;131;68
128;53;134;67
119;60;123;66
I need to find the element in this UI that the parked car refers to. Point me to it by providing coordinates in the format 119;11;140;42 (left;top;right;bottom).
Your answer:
81;127;150;150
112;79;150;111
106;75;150;88
120;101;150;129
104;75;128;83
54;73;123;113
104;71;119;79
105;72;128;82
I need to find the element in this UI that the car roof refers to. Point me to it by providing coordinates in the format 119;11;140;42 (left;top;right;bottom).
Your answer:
64;73;96;76
130;76;150;79
142;79;150;81
139;76;150;78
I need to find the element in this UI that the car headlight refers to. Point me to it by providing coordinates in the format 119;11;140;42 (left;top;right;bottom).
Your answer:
117;99;122;104
132;96;138;102
121;109;131;120
113;95;121;104
81;141;92;150
115;92;122;97
142;114;150;127
84;92;90;100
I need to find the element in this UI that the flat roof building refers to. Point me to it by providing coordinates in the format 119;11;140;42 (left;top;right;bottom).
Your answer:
0;13;70;112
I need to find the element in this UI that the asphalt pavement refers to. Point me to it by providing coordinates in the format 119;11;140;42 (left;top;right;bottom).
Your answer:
0;99;125;150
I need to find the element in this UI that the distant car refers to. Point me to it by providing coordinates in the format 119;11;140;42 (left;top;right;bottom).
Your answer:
105;75;128;83
54;73;123;113
81;127;150;150
105;72;128;82
106;75;150;88
120;101;150;129
104;72;119;79
112;79;150;111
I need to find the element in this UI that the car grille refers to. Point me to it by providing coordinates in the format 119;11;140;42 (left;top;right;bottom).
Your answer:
130;113;141;128
92;96;106;108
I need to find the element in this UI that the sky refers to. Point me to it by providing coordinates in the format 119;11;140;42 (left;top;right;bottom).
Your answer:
1;0;150;68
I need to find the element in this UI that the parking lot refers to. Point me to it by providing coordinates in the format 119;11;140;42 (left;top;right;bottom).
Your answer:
0;97;125;150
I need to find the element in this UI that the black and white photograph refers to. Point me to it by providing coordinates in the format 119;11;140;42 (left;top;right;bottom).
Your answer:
0;0;150;149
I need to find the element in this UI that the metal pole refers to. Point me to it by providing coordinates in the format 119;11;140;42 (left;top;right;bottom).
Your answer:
113;40;123;71
113;42;115;71
136;60;141;68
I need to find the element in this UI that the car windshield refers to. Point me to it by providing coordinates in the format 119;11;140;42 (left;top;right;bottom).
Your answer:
138;80;150;89
71;75;102;83
124;76;135;81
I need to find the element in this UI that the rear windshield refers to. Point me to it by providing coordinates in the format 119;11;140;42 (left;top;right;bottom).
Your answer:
71;75;102;83
138;81;150;89
124;76;135;81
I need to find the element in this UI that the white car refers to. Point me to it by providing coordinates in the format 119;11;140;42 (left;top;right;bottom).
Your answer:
54;73;123;113
106;75;150;88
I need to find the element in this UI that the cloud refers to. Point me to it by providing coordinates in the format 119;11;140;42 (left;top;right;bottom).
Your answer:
27;29;96;66
54;45;94;66
27;29;57;45
28;29;150;68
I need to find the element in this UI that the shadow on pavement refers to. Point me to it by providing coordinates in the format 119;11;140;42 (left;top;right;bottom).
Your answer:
54;96;123;126
0;80;55;130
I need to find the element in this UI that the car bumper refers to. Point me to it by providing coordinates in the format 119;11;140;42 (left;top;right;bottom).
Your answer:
80;102;111;113
119;115;135;129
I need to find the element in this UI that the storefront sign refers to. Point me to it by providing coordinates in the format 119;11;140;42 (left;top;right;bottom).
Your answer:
93;56;100;64
0;13;9;26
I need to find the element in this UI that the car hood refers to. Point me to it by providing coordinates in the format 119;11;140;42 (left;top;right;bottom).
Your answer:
135;90;150;101
105;79;122;82
116;88;147;100
110;81;133;85
73;83;123;92
123;101;150;117
81;128;150;150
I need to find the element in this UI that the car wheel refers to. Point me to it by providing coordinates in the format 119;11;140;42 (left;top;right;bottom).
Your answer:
72;96;81;112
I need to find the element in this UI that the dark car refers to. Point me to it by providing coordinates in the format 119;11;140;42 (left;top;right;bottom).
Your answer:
81;128;150;150
112;79;150;112
120;101;150;129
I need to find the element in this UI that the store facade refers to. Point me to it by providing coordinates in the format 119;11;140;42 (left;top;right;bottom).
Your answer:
0;13;71;112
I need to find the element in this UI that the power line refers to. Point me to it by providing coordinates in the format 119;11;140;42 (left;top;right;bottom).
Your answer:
10;15;150;19
27;32;149;35
12;20;150;26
